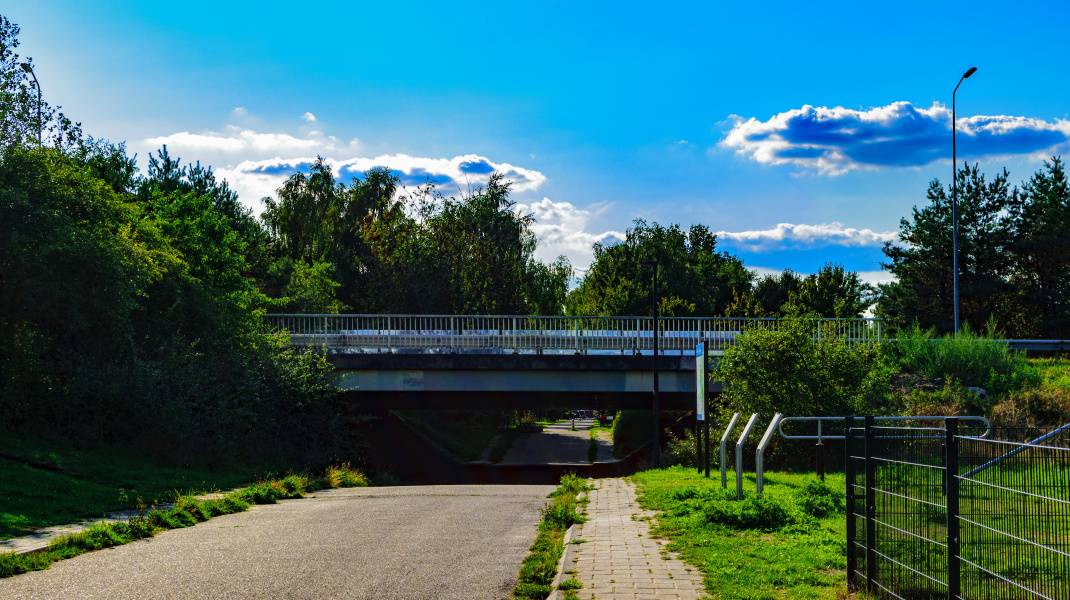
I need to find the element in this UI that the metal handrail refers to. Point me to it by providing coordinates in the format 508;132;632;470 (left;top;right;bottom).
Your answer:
778;415;991;441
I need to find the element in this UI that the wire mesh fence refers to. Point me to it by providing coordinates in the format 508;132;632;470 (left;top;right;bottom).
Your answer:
846;417;1070;599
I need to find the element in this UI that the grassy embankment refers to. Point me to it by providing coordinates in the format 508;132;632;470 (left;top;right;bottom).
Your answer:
0;433;281;541
633;466;847;600
513;473;591;600
0;458;368;578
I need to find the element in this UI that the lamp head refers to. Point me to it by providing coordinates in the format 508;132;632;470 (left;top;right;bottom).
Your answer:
19;62;33;74
963;67;977;79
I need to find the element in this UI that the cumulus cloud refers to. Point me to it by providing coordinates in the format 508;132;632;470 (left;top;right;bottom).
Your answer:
513;198;625;272
716;222;896;250
142;110;546;213
722;101;1070;174
213;153;546;212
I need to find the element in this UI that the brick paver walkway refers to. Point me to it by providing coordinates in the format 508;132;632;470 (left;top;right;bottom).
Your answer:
562;478;705;599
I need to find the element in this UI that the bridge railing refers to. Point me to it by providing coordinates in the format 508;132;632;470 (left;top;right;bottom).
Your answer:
263;314;883;354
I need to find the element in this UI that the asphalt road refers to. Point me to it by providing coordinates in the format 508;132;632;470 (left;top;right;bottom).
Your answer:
0;484;554;600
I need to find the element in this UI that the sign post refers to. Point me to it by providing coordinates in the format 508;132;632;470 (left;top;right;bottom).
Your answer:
695;342;706;474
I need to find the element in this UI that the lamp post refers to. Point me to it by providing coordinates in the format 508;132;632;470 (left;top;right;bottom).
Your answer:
951;66;977;333
19;62;42;145
643;260;661;468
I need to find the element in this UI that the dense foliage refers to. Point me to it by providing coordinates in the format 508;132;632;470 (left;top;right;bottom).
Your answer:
880;160;1070;337
715;318;892;418
262;160;571;315
565;220;752;316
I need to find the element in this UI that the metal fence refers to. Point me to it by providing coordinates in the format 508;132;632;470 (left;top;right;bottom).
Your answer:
846;417;1070;599
263;314;883;354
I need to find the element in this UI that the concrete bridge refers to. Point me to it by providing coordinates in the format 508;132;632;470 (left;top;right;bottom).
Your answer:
265;314;881;409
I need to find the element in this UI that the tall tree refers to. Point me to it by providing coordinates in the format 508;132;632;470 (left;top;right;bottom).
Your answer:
1007;157;1070;337
0;16;82;151
879;164;1015;332
565;220;752;316
788;264;874;318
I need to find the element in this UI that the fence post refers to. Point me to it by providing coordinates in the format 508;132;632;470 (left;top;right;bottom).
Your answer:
844;416;857;592
864;415;876;593
945;418;960;600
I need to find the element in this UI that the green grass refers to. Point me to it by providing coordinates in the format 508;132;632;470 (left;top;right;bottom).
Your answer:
513;473;591;600
0;464;368;578
632;467;847;600
1032;357;1070;391
0;433;265;541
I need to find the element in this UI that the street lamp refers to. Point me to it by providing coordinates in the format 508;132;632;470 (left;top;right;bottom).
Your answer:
642;260;661;468
951;66;977;334
20;62;42;145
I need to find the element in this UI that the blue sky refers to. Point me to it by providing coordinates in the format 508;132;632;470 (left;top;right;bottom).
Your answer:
10;1;1070;281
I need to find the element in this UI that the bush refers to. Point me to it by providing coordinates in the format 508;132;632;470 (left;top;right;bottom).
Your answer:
895;323;1038;397
702;494;796;531
665;428;698;467
796;479;843;519
991;387;1070;428
612;410;653;458
717;317;892;417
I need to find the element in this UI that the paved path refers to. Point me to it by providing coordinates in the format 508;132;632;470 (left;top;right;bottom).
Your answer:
0;484;553;600
499;419;612;465
562;478;705;599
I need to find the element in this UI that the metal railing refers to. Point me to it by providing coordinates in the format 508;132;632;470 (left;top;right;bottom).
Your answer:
846;417;1070;599
264;314;884;354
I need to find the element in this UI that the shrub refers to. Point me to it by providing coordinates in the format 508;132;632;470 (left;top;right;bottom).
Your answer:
612;410;654;458
665;429;698;467
991;387;1070;428
796;479;843;519
717;317;892;418
702;494;796;531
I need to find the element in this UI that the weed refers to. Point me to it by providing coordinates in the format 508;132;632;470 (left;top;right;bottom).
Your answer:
513;474;588;599
559;577;582;590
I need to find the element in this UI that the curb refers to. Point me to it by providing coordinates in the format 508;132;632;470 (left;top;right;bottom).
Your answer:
545;523;577;600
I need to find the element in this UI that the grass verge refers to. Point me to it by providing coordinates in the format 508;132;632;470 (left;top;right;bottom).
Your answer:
513;473;591;599
632;466;847;600
0;433;265;541
0;463;368;579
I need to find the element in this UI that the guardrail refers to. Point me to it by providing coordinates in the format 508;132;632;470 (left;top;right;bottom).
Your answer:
264;314;883;354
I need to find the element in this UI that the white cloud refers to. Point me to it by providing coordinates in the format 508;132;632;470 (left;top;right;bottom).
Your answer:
722;101;1070;175
302;112;317;122
231;106;248;117
513;198;625;272
749;266;895;286
212;153;546;213
716;222;897;250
